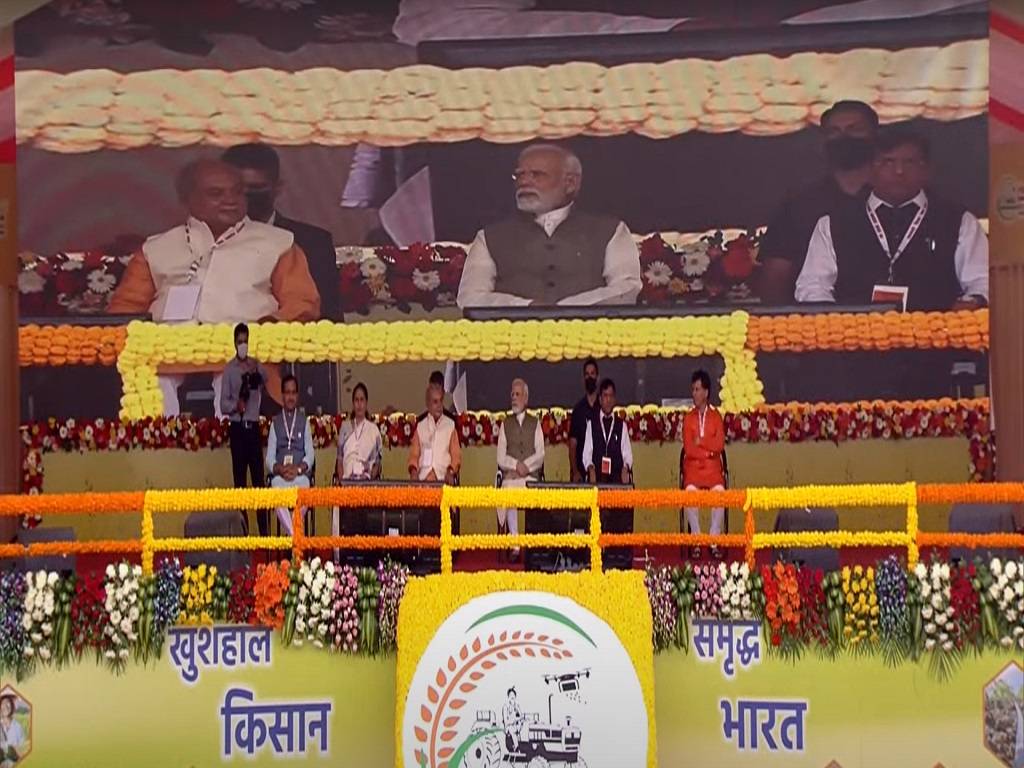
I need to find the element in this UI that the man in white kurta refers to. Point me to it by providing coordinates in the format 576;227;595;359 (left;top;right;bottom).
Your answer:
408;384;462;483
495;378;545;557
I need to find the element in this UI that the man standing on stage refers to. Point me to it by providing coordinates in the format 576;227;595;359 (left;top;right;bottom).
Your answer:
682;369;726;560
583;378;632;486
266;373;314;534
496;378;545;559
582;377;633;568
568;357;600;483
220;323;272;535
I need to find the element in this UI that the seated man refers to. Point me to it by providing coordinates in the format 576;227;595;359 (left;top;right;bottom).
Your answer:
266;374;314;534
417;369;459;425
408;383;462;483
457;143;641;308
495;378;545;559
108;158;321;415
796;128;988;311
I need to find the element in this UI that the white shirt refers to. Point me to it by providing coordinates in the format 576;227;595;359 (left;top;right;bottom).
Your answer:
581;415;633;473
413;413;458;481
795;190;989;304
496;411;545;477
337;417;384;479
265;412;315;475
457;202;642;308
393;0;683;45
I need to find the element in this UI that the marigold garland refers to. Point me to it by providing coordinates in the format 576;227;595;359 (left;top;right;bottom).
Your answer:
0;540;143;558
298;486;442;509
145;487;298;513
752;531;912;549
598;533;746;548
917;532;1024;549
906;485;920;568
151;536;293;552
18;324;126;367
302;536;441;550
917;483;1024;504
448;533;594;551
598;489;742;508
0;491;145;516
745;310;988;353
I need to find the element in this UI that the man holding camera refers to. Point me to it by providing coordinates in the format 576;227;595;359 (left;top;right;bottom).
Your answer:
220;323;272;535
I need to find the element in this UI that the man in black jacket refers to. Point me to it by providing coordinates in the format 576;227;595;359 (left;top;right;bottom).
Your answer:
222;143;340;319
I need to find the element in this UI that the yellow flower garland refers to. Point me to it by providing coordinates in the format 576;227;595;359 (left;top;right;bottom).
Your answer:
115;314;764;419
905;483;920;568
751;531;912;549
395;571;657;768
745;482;918;510
151;535;293;552
141;497;155;576
145;487;298;513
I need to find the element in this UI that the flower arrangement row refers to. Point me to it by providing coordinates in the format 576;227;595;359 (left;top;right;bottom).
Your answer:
2;553;1019;684
0;557;411;681
18;309;989;369
647;555;1024;679
19;398;995;501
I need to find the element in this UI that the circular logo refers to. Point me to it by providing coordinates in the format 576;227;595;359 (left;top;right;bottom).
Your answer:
402;591;648;768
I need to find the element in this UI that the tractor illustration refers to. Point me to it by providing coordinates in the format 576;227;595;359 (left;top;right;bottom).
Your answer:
462;670;591;768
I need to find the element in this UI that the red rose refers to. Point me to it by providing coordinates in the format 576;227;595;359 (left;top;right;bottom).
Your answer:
722;237;756;281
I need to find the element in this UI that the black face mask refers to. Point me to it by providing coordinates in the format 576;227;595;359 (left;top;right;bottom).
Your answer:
584;376;597;394
824;136;874;171
245;190;276;222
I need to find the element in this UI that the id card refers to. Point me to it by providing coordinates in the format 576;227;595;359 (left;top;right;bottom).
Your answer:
601;456;612;475
161;284;201;322
283;455;294;466
871;284;909;312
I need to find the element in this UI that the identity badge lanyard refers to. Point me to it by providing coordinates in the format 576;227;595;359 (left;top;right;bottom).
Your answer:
865;199;928;285
184;218;247;283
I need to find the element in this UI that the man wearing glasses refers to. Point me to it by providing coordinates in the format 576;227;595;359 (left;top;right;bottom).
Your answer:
456;143;642;308
796;127;988;312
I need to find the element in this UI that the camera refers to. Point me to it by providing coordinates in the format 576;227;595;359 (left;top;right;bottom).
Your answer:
239;370;263;402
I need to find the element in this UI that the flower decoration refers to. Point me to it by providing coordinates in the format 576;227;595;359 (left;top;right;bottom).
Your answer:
875;556;911;664
913;560;959;680
795;566;827;648
377;559;409;652
228;566;256;625
693;563;723;618
762;561;802;655
719;560;760;620
329;565;361;653
253;560;290;630
22;570;59;667
293;557;337;649
71;570;108;659
0;572;27;675
841;565;878;649
179;564;216;626
356;566;381;655
985;558;1024;650
949;562;981;652
103;561;142;669
152;559;182;654
645;564;680;652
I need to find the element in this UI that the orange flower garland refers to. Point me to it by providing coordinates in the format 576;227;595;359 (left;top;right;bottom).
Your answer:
917;483;1024;504
298;486;442;509
0;491;145;516
917;532;1024;549
253;560;291;630
302;535;441;550
597;488;743;508
18;324;126;367
746;309;988;353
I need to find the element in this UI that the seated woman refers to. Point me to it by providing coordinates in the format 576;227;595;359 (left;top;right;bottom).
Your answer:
334;383;384;538
682;369;726;561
